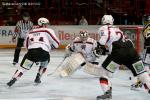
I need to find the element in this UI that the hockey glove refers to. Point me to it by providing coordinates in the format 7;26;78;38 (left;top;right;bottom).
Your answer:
93;42;108;57
51;44;56;49
12;36;16;43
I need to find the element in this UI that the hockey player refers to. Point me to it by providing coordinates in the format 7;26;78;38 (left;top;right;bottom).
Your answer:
131;21;150;90
93;15;150;100
65;30;97;63
58;30;100;77
7;18;60;87
142;21;150;75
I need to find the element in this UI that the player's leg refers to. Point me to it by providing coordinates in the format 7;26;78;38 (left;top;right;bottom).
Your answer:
7;53;34;87
33;48;50;83
13;38;24;65
34;60;49;83
131;77;143;90
128;60;150;93
137;72;150;93
97;55;120;100
131;48;150;90
143;47;150;75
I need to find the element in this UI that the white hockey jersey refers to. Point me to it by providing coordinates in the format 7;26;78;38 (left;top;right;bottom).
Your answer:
98;25;126;53
24;27;60;52
69;37;97;62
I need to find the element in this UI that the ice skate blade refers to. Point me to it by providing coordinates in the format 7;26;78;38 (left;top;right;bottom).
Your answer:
97;96;112;100
97;98;111;100
34;81;41;86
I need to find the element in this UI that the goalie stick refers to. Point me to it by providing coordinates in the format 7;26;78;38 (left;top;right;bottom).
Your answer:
47;57;67;76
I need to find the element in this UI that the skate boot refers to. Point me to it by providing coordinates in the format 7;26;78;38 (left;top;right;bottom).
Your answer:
34;73;41;83
7;78;17;87
148;90;150;94
131;80;143;90
97;89;112;100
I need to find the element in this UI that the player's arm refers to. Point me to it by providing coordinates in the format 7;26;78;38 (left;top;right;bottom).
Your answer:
93;29;109;57
48;30;60;49
24;35;29;49
93;42;109;57
12;22;20;42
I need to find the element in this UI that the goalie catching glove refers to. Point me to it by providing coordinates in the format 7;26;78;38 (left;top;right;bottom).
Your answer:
93;42;108;57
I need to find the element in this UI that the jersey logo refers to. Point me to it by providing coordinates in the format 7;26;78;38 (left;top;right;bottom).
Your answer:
100;31;104;36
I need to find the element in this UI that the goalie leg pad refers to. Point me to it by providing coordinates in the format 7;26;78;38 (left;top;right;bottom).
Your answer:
83;63;103;76
83;63;113;77
59;53;85;77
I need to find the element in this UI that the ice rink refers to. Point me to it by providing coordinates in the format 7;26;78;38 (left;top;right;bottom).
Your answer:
0;49;150;100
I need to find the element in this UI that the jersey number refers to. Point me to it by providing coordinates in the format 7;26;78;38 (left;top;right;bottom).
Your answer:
30;37;44;42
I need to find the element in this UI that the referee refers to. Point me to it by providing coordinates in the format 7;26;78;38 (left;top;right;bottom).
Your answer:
12;12;33;65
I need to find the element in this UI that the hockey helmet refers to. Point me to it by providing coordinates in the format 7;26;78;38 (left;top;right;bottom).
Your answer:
143;23;150;38
38;17;49;26
101;15;114;25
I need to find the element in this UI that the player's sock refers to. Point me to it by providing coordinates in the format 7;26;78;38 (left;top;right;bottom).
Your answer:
7;68;25;87
38;66;47;76
34;66;47;83
99;77;111;92
97;77;112;99
13;69;23;79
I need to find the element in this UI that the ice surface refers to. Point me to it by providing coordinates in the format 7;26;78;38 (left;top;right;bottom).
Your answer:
0;49;149;100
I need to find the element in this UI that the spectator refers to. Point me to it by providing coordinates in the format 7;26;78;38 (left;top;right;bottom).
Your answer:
0;20;7;26
73;17;78;25
79;16;88;25
96;17;101;25
7;16;16;26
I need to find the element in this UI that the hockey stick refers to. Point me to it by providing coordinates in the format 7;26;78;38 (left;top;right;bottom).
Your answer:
47;56;67;76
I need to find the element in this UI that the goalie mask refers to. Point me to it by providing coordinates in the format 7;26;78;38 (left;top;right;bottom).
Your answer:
143;23;150;38
79;30;88;41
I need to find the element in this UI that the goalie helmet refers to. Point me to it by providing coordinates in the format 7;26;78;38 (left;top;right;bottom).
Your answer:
79;30;88;41
101;15;114;25
38;17;49;26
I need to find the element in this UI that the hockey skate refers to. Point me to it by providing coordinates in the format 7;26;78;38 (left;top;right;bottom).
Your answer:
97;89;112;100
7;78;17;87
148;90;150;94
34;73;41;84
131;81;143;90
